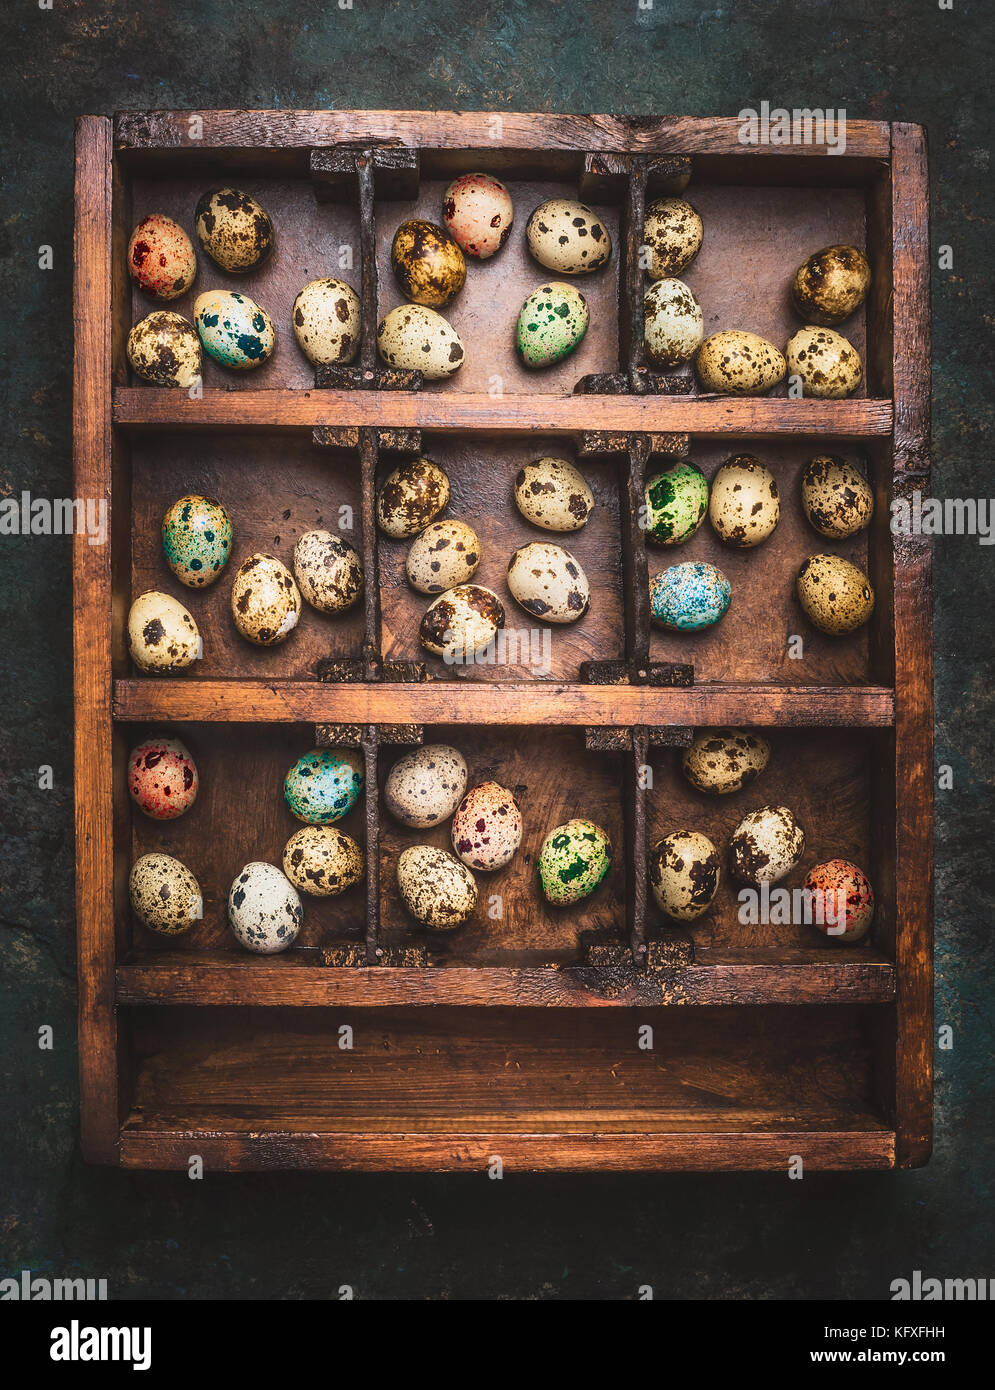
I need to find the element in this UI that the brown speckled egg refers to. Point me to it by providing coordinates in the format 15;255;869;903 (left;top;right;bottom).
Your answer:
682;728;770;796
129;852;202;934
384;744;468;829
292;277;361;366
800;455;874;539
785;325;862;398
127;214;196;300
642;197;703;279
451;781;523;872
695;331;786;396
127;311;202;388
804;859;875;942
648;830;721;921
128;736;199;820
792;244;871;326
282;826;364;898
443;173;514;259
406;520;480;594
643;277;704;368
729;805;805;886
796;554;874;635
397;845;478;929
377;459;450;539
513;457;594;532
526;198;612;274
127;591;202;673
391;219;466;307
230;553;301;645
708;455;780;548
420;585;505;660
293;530;363;614
376;304;465;379
507;542;590;624
195;187;274;272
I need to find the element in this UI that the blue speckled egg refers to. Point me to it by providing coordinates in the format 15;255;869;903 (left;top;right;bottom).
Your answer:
194;289;275;369
161;494;232;588
650;561;731;631
284;748;364;825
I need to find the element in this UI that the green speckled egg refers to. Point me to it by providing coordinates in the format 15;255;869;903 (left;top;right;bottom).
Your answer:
537;819;612;905
644;463;709;545
161;494;232;588
284;748;364;825
515;282;589;369
194;290;275;369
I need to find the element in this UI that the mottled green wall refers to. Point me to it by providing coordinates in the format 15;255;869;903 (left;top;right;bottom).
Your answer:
0;0;991;1299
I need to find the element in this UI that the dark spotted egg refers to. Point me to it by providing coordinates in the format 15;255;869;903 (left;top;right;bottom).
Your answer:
526;198;612;274
127;591;202;672
507;542;590;625
161;494;232;588
127;311;202;388
195;187;274;273
130;852;202;934
293;530;363;614
227;862;302;954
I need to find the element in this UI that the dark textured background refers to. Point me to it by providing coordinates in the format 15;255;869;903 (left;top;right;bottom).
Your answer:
1;0;992;1300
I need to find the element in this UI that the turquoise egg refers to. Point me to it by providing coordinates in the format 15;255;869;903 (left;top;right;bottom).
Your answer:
650;561;731;631
515;282;589;368
194;289;275;369
284;749;364;825
161;494;232;588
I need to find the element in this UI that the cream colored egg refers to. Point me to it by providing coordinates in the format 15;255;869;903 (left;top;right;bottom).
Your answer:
792;244;871;326
292;278;361;366
376;304;465;379
648;830;721;921
282;826;364;898
405;520;480;594
695;331;787;396
397;845;478;929
800;455;874;539
384;744;468;829
785;326;862;398
227;862;302;953
127;311;202;388
642;197;704;279
708;455;780;548
526;198;612;274
729;805;805;886
127;591;202;672
644;277;704;368
507;542;590;624
129;852;203;934
513;457;594;532
419;585;505;659
796;554;875;635
682;728;771;796
293;530;363;613
377;459;450;539
230;553;301;646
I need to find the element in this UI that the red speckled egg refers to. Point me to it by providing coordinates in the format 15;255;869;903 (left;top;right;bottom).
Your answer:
443;173;514;260
451;780;522;872
804;859;874;942
128;736;199;820
127;214;197;300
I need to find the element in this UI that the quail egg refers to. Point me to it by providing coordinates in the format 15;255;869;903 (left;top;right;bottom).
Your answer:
537;819;612;905
127;735;199;820
643;277;704;368
507;541;590;624
526;198;612;274
161;494;232;588
376;304;465;379
129;853;203;934
127;591;202;672
282;826;364;898
791;244;871;326
800;455;874;539
644;462;709;546
194;290;275;370
292;530;363;614
127;311;202;388
648;830;721;920
292;277;361;366
195;187;274;272
785;326;862;398
230;553;301;645
391;219;466;308
420;584;505;660
451;781;523;872
405;519;480;594
729;805;805;886
127;214;197;300
642;197;703;279
384;744;468;829
376;459;450;538
227;862;303;954
284;748;364;825
397;845;478;929
513;457;594;532
515;282;589;368
650;562;731;632
796;554;875;635
682;729;771;796
695;331;787;396
708;455;780;548
443;172;514;259
804;859;875;942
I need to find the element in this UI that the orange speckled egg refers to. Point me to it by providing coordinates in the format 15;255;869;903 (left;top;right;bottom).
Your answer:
127;214;197;300
443;173;514;259
451;780;523;872
128;736;199;820
804;859;875;942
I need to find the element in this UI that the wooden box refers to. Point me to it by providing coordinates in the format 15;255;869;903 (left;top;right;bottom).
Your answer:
73;111;932;1172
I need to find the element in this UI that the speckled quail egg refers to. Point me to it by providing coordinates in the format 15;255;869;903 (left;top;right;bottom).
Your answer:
451;781;523;872
194;290;275;370
195;187;274;272
230;553;301;645
507;542;590;624
526;199;612;274
127;311;202;388
128;736;199;819
785;326;862;398
648;831;721;921
282;826;364;898
127;591;202;672
291;277;361;366
537;819;612;906
800;455;874;539
405;520;480;594
791;244;871;326
129;852;202;934
161;494;232;588
644;462;709;546
729;805;805;886
397;845;478;929
796;554;875;635
284;748;364;825
642;197;703;279
377;459;450;539
650;562;731;632
292;530;363;614
376;304;465;379
643;277;704;368
384;744;468;829
127;214;197;300
513;457;594;532
682;728;771;796
420;585;505;660
443;173;514;259
516;282;589;368
391;219;467;308
227;862;303;954
708;455;780;548
804;859;875;942
695;330;787;396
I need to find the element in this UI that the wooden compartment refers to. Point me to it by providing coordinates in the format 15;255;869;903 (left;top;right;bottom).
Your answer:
76;110;932;1173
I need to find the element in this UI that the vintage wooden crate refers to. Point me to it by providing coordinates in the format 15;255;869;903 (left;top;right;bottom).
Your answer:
73;111;931;1172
